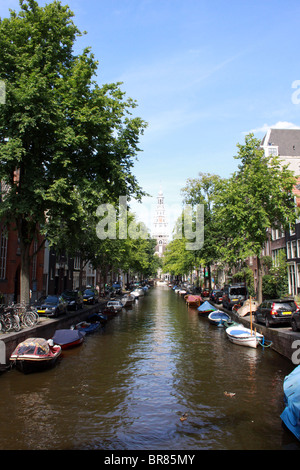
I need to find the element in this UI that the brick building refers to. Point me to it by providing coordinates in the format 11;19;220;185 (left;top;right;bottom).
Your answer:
0;223;45;304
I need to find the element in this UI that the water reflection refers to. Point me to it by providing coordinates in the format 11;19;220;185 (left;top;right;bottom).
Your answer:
0;286;298;450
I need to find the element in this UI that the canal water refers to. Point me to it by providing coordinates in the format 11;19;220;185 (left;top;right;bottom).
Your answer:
0;285;298;450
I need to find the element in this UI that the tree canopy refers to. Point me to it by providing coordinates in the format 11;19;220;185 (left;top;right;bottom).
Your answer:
0;0;147;302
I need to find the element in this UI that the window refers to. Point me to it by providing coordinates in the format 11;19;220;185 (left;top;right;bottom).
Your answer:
287;242;291;259
0;231;8;280
74;256;81;270
297;264;300;288
268;146;278;156
288;263;297;295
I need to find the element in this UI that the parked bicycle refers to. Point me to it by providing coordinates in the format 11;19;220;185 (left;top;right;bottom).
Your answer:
0;304;21;332
0;302;39;333
12;302;39;328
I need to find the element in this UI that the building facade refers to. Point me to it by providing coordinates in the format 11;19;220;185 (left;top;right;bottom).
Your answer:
260;129;300;296
0;223;45;304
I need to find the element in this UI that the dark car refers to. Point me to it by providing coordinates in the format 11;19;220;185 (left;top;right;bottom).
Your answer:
37;295;68;317
61;290;83;311
255;298;299;327
202;288;210;298
210;289;223;304
83;288;99;305
290;309;300;331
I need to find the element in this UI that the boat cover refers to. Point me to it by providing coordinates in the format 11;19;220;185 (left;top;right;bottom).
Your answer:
52;329;85;345
237;299;258;317
281;365;300;440
197;301;216;313
12;338;50;356
209;311;230;320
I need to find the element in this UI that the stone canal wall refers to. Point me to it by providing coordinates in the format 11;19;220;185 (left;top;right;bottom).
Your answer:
0;302;105;367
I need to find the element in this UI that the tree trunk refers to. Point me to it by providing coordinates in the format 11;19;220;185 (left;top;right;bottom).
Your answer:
257;255;263;304
20;240;31;305
17;217;35;305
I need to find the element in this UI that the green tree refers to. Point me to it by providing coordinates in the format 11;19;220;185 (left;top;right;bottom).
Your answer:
163;214;199;279
0;0;146;303
214;134;296;303
262;251;288;299
181;172;224;289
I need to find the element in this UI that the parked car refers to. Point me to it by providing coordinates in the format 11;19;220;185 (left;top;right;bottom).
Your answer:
222;284;248;310
210;289;223;304
289;308;300;331
37;295;68;317
255;298;299;327
83;288;99;304
61;290;83;311
202;288;210;298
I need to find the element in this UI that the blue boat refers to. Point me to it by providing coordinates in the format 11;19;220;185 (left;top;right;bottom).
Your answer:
208;310;231;327
197;301;216;316
71;320;101;335
281;365;300;440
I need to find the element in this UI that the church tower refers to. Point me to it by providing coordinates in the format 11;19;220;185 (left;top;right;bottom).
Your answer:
152;189;169;257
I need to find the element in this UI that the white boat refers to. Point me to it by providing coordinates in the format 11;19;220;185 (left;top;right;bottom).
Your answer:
106;300;124;312
121;294;135;307
131;288;144;298
225;325;264;349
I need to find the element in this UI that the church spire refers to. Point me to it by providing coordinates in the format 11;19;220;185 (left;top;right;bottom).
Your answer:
152;188;169;257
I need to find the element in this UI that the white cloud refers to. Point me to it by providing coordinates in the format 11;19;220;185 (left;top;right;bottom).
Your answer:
247;121;300;134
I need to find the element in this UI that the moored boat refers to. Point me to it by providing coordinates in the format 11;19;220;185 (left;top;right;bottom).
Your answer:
88;312;107;325
71;321;101;334
208;310;231;326
52;329;85;349
281;365;300;441
106;300;124;312
197;300;216;316
184;295;202;307
236;299;259;317
131;288;144;298
225;325;264;349
121;294;135;308
10;337;62;374
223;319;240;328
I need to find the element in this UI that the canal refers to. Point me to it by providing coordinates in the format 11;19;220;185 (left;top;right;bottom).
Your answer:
0;285;298;450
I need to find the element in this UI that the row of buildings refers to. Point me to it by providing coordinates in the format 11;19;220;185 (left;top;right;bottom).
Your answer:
0;222;100;304
0;186;168;304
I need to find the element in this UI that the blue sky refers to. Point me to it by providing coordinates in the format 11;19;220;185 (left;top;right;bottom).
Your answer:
2;0;300;233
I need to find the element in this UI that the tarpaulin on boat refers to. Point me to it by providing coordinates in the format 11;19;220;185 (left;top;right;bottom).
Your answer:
12;338;50;356
197;301;216;313
52;329;85;346
281;365;300;440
